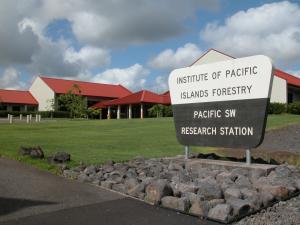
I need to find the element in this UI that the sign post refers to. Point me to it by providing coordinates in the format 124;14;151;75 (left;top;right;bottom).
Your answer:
184;146;190;160
168;55;273;161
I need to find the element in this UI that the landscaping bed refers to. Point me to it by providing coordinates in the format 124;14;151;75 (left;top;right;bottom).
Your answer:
63;155;300;223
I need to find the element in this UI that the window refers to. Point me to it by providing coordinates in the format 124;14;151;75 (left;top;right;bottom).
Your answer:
27;105;37;112
12;105;21;111
0;104;7;110
288;92;293;103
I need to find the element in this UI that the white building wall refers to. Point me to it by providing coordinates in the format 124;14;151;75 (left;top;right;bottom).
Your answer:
192;50;233;66
192;49;287;103
29;77;55;111
270;76;287;103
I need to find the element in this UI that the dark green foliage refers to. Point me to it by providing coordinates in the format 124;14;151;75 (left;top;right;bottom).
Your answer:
57;84;86;118
0;111;37;117
148;104;164;117
0;110;71;118
38;111;70;118
148;104;173;117
268;102;286;114
162;105;173;117
86;108;101;119
287;102;300;114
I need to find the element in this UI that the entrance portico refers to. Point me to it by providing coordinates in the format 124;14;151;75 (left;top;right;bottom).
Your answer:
92;90;171;119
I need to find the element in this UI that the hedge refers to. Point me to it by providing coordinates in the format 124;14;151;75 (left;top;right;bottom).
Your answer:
268;102;286;114
287;102;300;114
0;110;71;118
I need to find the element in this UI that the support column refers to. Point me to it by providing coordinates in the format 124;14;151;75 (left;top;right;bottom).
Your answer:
246;149;251;165
117;105;121;120
128;104;132;119
140;103;144;119
107;107;111;119
9;115;13;124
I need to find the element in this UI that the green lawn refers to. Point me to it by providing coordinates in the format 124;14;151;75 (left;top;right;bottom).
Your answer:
0;114;299;171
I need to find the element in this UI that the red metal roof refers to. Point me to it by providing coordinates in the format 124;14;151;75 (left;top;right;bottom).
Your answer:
161;91;171;104
0;89;38;105
40;76;132;98
92;90;171;108
274;69;300;88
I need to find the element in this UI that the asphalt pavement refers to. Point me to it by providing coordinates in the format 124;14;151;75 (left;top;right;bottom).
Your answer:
0;158;220;225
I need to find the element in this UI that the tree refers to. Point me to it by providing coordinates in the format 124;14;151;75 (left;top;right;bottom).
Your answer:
58;84;86;118
148;104;164;118
87;107;101;119
46;98;55;118
162;105;173;117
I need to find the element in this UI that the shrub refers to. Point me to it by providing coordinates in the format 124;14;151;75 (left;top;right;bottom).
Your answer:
86;108;101;119
0;110;71;118
148;104;164;117
162;105;173;117
0;111;37;117
287;102;300;114
53;111;70;118
268;102;286;114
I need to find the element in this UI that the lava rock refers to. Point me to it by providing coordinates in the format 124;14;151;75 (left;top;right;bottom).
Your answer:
127;183;146;198
145;179;173;205
224;188;242;200
112;183;127;194
161;196;190;212
196;177;222;200
226;198;252;217
189;201;210;216
208;204;232;222
84;165;97;176
124;178;139;190
101;180;115;189
19;146;44;159
52;152;70;163
77;173;93;183
63;169;79;179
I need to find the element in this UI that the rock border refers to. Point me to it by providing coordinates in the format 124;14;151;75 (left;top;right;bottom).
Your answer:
62;156;300;223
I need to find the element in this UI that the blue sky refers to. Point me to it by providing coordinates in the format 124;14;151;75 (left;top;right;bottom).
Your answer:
0;0;299;92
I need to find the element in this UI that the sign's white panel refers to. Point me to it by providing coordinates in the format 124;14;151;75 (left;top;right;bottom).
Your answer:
169;55;273;105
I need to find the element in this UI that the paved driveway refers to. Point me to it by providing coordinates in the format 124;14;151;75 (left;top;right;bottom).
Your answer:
0;158;220;225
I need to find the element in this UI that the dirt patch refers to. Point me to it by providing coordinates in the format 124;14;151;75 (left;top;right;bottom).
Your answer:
216;124;300;165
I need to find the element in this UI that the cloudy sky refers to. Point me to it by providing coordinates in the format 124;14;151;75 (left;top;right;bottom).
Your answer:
0;0;300;92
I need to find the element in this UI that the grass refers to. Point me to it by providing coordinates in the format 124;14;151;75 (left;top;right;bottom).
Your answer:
0;114;299;171
266;113;300;130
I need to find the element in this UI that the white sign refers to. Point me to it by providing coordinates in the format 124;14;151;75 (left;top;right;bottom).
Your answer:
168;55;274;148
168;55;273;105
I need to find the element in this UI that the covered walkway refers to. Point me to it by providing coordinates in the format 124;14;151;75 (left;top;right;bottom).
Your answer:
92;90;170;119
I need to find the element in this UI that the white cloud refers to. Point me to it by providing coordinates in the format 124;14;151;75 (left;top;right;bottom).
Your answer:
201;1;300;66
64;46;110;69
17;0;219;47
0;0;220;85
149;43;202;70
152;76;169;93
0;67;25;90
92;64;149;91
68;0;219;47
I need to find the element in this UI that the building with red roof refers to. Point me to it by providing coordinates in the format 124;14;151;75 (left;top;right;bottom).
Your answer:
92;90;171;119
0;89;38;111
29;76;132;111
190;49;300;103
